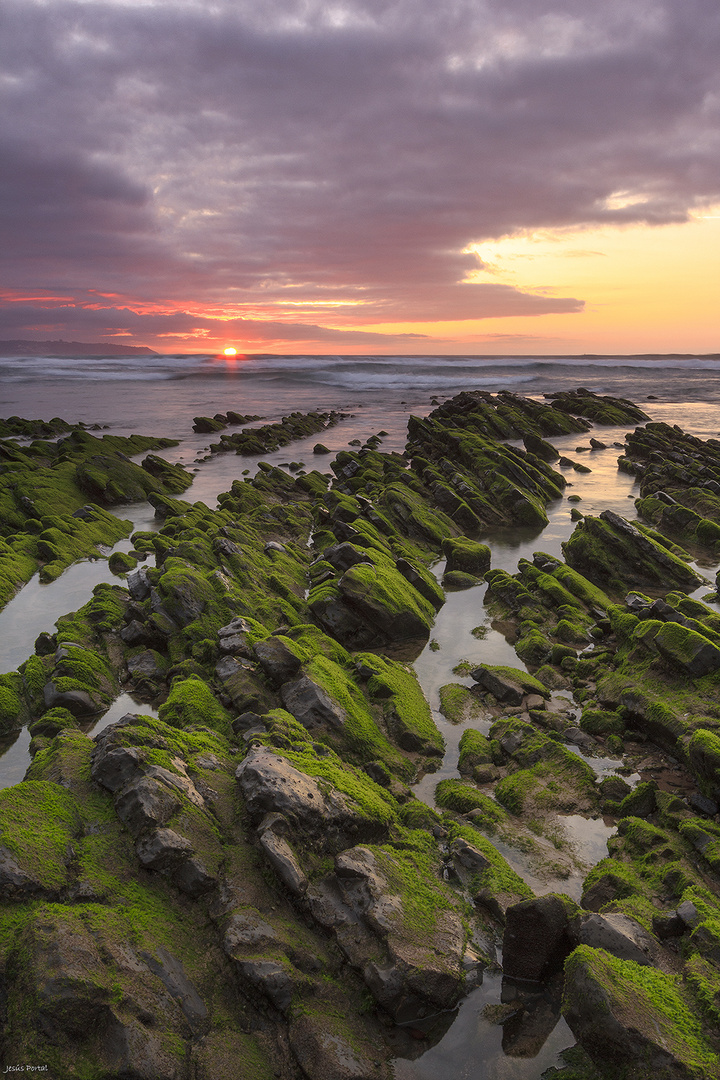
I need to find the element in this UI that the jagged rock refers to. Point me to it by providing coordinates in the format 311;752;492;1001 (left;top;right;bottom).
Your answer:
236;746;374;848
0;847;47;900
223;910;280;953
572;913;658;967
91;742;142;792
470;665;548;706
450;837;490;874
114;777;181;834
280;674;346;729
257;814;309;896
127;651;164;679
234;959;295;1012
677;900;702;929
126;567;152;601
503;894;577;982
688;792;719;817
563;945;713;1079
523;433;559;461
139;945;209;1033
119;619;153;647
253;637;303;684
173;858;216;898
332;847;467;1021
136;828;193;871
232;711;265;734
322;542;372;572
289;1014;377;1080
394;557;445;609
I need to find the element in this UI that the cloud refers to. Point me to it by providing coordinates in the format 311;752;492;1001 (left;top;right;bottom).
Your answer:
1;0;718;344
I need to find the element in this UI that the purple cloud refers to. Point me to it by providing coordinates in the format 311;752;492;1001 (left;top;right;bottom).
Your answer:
1;0;718;344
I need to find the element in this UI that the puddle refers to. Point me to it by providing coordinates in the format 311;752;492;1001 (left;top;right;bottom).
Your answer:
0;693;161;791
392;972;574;1080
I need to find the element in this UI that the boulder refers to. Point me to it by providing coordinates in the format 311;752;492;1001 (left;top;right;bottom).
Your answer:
572;913;658;967
233;959;295;1013
253;637;303;685
257;814;309;896
91;743;143;793
280;674;346;730
450;837;490;874
223;910;280;953
136;828;193;871
114;778;181;835
503;894;578;982
236;746;367;848
322;543;372;572
563;945;717;1078
441;536;491;576
289;1014;377;1080
43;682;100;717
0;847;47;901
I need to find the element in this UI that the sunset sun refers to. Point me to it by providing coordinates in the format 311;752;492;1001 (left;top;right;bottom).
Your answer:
223;347;237;356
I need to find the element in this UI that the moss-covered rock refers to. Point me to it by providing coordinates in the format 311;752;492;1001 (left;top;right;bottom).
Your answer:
563;945;719;1078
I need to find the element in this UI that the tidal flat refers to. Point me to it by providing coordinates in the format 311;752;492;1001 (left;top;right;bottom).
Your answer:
1;388;720;1079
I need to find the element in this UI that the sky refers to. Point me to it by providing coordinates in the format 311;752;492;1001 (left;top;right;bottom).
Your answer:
1;0;719;356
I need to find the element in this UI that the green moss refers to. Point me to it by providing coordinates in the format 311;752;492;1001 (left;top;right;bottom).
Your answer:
457;728;493;771
515;627;553;666
157;676;232;738
0;683;22;731
261;710;398;826
580;709;625;736
563;945;719;1076
303;655;409;773
447;822;533;903
0;781;81;890
435;780;506;828
357;652;443;753
368;835;468;937
398;799;441;830
441;536;491;575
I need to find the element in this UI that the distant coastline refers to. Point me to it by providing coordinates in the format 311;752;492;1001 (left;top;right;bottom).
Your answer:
0;339;157;357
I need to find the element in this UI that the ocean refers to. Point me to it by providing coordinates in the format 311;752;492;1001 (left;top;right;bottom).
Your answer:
3;352;720;436
1;352;719;1079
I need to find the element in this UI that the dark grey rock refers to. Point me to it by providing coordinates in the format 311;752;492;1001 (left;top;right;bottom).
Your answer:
114;777;181;835
0;847;47;900
322;543;372;572
234;959;295;1012
470;667;525;706
503;895;576;982
257;814;308;896
126;567;152;601
91;745;142;793
450;838;490;874
688;792;719;817
253;637;303;684
280;674;346;729
43;682;100;717
136;828;193;871
173;857;216;898
572;912;657;966
289;1014;377;1080
223;911;280;953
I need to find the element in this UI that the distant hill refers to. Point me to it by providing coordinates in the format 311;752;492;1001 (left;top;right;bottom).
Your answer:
0;339;158;357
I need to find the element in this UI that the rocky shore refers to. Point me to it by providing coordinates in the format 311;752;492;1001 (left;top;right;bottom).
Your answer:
1;389;720;1078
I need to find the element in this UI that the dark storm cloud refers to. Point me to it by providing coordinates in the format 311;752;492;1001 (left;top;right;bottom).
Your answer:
1;0;719;340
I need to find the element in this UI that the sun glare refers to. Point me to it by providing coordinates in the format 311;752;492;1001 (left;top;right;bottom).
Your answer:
223;346;237;356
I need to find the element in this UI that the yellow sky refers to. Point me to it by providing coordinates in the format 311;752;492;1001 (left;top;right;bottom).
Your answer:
355;211;720;354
